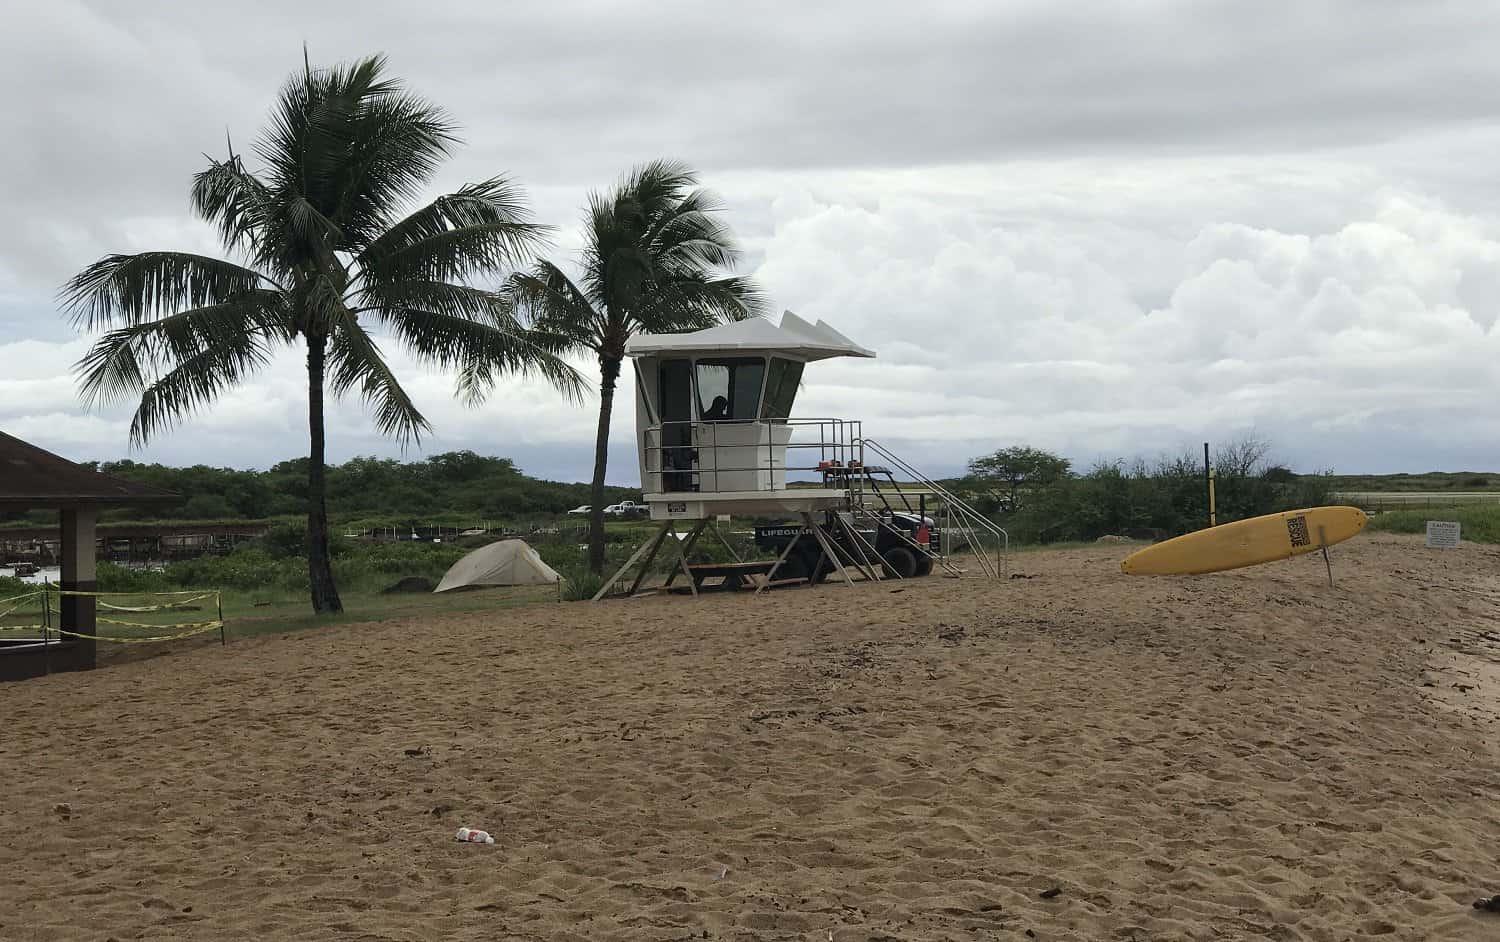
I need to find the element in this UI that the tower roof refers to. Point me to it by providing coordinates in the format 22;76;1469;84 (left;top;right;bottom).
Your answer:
628;311;875;361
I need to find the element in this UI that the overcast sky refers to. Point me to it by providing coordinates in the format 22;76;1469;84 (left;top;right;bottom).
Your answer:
4;0;1500;483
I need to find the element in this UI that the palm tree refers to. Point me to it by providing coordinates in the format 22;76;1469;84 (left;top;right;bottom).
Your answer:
61;54;579;614
508;160;764;574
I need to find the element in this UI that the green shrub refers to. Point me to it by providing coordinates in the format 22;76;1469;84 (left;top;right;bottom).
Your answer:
1368;505;1500;543
97;562;174;593
558;566;608;601
254;522;351;559
0;574;33;598
968;440;1337;545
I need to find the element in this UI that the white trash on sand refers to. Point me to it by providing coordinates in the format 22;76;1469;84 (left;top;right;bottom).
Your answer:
455;827;494;844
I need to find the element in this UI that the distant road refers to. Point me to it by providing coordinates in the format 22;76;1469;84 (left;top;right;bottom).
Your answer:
1335;491;1500;507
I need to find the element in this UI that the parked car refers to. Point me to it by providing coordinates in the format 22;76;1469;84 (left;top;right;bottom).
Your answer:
603;500;647;518
566;505;591;516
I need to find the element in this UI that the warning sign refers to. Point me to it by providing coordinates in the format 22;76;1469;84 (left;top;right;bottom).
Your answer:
1425;521;1461;549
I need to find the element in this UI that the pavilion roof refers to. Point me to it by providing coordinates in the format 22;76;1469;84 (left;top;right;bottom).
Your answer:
0;432;178;508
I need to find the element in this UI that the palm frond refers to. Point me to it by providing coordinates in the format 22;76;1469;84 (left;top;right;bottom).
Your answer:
506;262;605;351
374;302;585;406
651;192;742;273
622;159;699;214
355;177;547;282
630;275;761;335
117;329;276;447
74;292;287;410
191;154;274;260
563;160;758;345
257;53;457;253
360;221;541;285
325;305;430;447
329;86;457;243
357;280;500;319
60;252;273;330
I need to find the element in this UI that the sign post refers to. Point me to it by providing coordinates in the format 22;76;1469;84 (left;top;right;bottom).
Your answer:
1425;521;1461;549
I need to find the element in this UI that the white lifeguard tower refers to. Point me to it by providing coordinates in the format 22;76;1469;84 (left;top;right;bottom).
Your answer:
595;312;1006;598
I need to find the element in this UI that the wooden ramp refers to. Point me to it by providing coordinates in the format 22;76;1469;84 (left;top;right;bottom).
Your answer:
681;560;800;593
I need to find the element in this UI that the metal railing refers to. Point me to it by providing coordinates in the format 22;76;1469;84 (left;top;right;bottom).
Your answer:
636;420;1007;581
641;417;863;495
857;439;1009;579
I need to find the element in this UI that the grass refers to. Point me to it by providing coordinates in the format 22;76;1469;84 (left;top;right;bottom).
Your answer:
1367;503;1500;543
0;583;561;643
1326;471;1500;492
218;585;560;640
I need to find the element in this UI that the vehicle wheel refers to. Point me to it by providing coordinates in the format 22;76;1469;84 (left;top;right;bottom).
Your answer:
881;546;918;579
913;553;934;577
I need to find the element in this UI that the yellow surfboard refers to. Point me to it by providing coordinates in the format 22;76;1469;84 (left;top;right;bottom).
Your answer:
1120;506;1368;575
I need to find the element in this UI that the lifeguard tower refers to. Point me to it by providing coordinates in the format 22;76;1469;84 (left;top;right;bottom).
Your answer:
595;312;1006;598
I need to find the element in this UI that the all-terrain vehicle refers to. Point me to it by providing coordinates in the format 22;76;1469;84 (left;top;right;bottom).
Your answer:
754;508;939;582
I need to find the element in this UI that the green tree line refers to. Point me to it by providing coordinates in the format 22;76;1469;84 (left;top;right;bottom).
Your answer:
0;451;637;527
956;439;1334;544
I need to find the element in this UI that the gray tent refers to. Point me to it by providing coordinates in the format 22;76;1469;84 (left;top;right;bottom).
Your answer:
434;539;560;593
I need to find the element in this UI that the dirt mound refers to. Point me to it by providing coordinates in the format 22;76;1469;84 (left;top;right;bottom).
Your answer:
380;576;435;594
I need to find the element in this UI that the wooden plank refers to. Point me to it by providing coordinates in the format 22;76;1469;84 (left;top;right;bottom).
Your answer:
686;561;778;575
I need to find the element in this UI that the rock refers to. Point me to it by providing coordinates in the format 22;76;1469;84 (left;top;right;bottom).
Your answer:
1095;535;1130;544
381;576;436;594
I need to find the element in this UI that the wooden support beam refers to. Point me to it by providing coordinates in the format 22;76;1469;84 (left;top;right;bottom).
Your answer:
1318;524;1334;587
593;520;673;601
58;506;98;671
755;525;805;596
662;518;710;596
625;522;675;597
803;512;855;587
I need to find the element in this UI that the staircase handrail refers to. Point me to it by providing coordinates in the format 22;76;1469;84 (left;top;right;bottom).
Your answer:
858;438;1008;577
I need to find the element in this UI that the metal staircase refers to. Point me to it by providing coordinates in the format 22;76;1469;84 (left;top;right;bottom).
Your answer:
847;439;1009;579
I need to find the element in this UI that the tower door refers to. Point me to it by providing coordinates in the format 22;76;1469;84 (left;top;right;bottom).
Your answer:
658;358;696;491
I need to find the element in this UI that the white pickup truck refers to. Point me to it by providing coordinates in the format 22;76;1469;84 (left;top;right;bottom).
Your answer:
603;500;647;518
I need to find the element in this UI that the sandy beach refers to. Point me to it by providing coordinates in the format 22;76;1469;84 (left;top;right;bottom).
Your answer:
1;534;1497;940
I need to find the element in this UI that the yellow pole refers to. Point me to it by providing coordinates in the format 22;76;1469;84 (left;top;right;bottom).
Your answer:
1209;470;1218;527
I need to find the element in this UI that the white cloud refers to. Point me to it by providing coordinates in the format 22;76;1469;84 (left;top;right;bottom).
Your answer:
5;2;1500;480
745;166;1500;474
5;158;1499;481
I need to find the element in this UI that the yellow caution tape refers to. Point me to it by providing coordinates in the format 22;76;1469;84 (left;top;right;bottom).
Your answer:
97;593;214;613
9;586;225;643
49;588;216;598
0;600;41;621
55;621;224;644
0;589;44;608
95;615;223;630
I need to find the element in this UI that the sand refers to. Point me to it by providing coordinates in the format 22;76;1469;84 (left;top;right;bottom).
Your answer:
0;534;1497;940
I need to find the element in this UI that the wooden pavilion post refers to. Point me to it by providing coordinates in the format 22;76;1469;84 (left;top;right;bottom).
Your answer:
58;506;98;671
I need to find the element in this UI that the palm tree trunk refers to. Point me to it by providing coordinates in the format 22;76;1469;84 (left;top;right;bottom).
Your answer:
587;355;622;574
306;334;344;614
